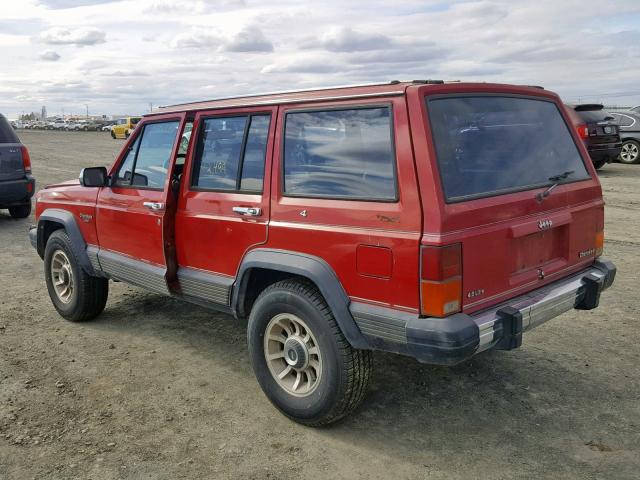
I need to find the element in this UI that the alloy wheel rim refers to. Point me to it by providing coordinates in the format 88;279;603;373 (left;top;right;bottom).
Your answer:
264;313;322;397
51;250;74;304
621;143;639;162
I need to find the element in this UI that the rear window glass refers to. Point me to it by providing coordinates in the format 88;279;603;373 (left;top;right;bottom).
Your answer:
0;115;19;143
283;107;397;201
572;109;613;123
428;96;591;202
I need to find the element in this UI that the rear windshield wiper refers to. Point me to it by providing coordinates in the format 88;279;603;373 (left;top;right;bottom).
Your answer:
536;170;574;202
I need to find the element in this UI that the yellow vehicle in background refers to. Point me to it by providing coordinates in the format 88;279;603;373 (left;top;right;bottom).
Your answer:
110;117;141;139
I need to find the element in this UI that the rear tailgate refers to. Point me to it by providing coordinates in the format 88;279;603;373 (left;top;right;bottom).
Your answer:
0;144;25;181
412;84;603;314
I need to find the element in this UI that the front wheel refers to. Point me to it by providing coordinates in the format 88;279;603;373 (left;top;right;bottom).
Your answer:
593;159;606;170
619;140;640;164
247;279;372;426
110;130;116;139
44;230;108;321
8;203;31;219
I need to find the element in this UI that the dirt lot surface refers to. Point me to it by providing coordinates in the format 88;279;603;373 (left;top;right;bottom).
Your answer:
1;130;639;479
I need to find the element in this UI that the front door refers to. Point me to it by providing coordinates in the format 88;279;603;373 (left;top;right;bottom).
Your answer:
174;106;276;307
95;113;186;294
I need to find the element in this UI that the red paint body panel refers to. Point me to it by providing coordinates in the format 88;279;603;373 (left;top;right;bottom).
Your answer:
33;81;605;320
175;106;276;277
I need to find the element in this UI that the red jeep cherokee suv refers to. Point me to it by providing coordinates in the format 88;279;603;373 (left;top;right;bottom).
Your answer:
29;81;616;425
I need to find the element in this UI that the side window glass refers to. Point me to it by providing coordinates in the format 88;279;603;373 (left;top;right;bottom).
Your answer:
114;121;179;189
283;107;397;200
240;115;270;191
133;121;180;188
114;136;140;186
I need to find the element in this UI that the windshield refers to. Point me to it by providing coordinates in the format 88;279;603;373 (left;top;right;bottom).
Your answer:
427;96;591;202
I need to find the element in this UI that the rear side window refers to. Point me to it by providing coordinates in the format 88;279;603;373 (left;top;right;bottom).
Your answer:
611;113;636;128
428;96;591;202
283;107;397;201
0;115;19;143
191;114;270;192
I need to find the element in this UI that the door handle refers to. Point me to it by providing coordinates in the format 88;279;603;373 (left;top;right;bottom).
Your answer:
232;206;262;217
143;201;165;211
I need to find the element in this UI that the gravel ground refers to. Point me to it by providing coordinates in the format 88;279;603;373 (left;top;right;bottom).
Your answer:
1;130;638;480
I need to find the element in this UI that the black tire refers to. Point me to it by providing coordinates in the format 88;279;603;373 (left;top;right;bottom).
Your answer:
8;203;31;219
593;159;606;170
111;130;116;139
619;139;640;164
247;279;372;426
44;230;108;322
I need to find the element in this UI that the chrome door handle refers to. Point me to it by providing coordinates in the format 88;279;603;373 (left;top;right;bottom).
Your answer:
232;206;262;217
143;201;165;211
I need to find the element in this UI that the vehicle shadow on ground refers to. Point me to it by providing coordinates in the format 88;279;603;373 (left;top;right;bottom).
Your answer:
86;289;624;467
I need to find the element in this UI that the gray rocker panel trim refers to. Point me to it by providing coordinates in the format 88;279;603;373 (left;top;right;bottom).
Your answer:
98;249;170;295
233;248;369;349
349;302;416;345
37;208;96;275
177;267;233;305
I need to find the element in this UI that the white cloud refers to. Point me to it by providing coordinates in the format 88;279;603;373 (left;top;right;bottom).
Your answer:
38;49;61;61
1;0;639;118
37;27;106;46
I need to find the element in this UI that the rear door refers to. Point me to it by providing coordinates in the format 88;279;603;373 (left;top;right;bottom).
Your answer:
174;106;276;307
409;85;603;314
95;113;186;294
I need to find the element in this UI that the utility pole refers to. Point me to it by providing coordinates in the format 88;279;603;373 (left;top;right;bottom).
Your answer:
85;104;89;119
149;102;153;112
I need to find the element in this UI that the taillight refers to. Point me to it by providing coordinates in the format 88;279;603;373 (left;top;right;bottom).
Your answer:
20;146;32;173
595;230;604;257
576;124;589;140
420;244;462;317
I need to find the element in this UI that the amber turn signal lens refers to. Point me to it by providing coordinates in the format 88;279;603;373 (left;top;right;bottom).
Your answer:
421;276;462;317
595;230;604;257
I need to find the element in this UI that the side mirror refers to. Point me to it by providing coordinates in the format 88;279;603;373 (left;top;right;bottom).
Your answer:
80;166;108;187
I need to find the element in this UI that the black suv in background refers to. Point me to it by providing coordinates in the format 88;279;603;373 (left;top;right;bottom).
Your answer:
566;104;622;170
610;110;640;164
0;114;34;218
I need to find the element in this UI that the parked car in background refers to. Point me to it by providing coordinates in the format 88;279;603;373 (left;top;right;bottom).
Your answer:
0;114;34;218
111;117;141;139
102;124;114;132
29;81;615;425
609;111;640;164
52;120;69;130
566;104;622;169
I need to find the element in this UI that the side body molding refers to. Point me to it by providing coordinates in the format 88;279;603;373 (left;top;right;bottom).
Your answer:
232;249;369;349
36;208;96;275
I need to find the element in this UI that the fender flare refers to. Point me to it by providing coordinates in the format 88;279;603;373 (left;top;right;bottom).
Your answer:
232;248;369;349
37;208;96;275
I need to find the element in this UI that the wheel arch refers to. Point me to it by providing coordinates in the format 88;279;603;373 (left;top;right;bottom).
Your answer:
37;209;96;275
232;249;369;349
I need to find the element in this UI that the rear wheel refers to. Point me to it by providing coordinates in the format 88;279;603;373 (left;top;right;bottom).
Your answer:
247;279;372;426
8;203;31;219
44;230;108;321
619;140;640;164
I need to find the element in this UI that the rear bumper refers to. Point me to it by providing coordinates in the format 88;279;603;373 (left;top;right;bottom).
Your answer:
0;175;35;207
350;259;616;366
588;143;622;163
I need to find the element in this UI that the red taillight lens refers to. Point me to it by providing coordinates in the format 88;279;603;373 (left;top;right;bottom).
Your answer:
576;124;589;140
20;146;32;173
420;244;462;317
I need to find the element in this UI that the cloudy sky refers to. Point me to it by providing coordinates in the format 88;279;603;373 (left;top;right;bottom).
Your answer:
1;0;640;119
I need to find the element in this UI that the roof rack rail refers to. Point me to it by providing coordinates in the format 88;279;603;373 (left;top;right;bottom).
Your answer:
411;79;445;84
